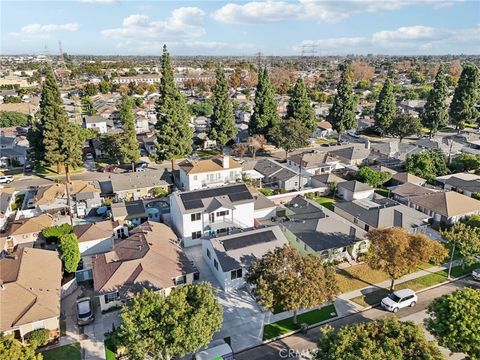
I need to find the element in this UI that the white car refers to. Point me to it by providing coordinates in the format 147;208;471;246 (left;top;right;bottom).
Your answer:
85;153;94;161
472;268;480;281
381;289;417;313
0;176;13;184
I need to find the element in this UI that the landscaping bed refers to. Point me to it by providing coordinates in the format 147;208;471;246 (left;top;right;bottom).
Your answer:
314;197;336;211
263;304;337;340
350;263;479;308
41;343;81;360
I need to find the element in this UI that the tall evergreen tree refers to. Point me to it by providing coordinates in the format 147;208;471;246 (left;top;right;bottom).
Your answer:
155;45;192;169
119;95;140;171
249;67;280;136
421;65;449;138
328;64;356;140
450;63;480;131
374;78;396;136
286;77;316;132
210;65;237;152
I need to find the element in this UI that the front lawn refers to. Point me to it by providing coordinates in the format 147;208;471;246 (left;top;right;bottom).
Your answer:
104;337;116;360
351;262;479;308
336;264;390;294
263;304;337;340
314;197;336;211
35;163;84;177
374;188;391;198
41;343;81;360
196;148;220;159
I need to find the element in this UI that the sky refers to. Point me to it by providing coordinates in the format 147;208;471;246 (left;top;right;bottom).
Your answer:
1;0;479;56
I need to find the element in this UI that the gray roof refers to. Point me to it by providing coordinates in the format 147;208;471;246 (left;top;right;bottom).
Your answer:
110;170;170;192
442;177;480;193
334;196;429;229
210;226;288;271
253;159;297;182
310;173;346;185
111;200;147;219
329;146;371;161
84;115;107;124
253;193;276;211
338;180;373;193
0;191;14;215
392;183;437;198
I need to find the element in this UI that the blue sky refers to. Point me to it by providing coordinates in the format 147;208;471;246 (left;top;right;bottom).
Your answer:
2;0;479;55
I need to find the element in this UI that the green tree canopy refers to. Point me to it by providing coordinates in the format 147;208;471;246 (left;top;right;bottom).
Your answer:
450;64;480;131
388;113;423;142
405;150;448;182
374;78;396;135
449;153;480;173
60;233;81;273
249;67;280;136
155;45;192;164
316;317;444;360
366;227;447;290
42;223;73;244
286;77;317;133
117;283;223;360
118;95;140;171
0;334;41;360
426;288;480;359
355;167;392;187
421;65;449;137
328;64;357;139
441;223;480;266
0;111;30;127
245;245;338;324
210;65;237;150
269;117;310;160
99;80;113;94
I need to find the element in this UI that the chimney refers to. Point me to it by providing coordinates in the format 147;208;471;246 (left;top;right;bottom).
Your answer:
222;155;229;169
365;139;370;150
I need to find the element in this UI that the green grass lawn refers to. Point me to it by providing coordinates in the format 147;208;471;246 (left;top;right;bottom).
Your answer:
196;148;220;159
35;163;84;177
315;138;337;145
263;304;337;340
314;197;336;211
12;194;25;211
41;343;81;360
374;188;391;198
351;262;479;308
104;337;116;360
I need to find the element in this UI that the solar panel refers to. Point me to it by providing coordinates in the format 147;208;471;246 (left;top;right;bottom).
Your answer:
222;230;277;251
183;199;204;210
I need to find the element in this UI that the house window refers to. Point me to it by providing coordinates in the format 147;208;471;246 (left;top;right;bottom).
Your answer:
192;231;202;240
191;213;201;221
174;275;186;285
353;218;359;224
104;291;119;304
207;248;211;259
217;210;229;217
216;228;228;234
231;268;242;280
214;259;218;270
193;272;200;281
193;175;197;180
364;224;370;231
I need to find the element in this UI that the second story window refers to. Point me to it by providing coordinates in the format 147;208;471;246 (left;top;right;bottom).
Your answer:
231;268;242;280
192;231;202;240
217;210;229;217
191;213;201;221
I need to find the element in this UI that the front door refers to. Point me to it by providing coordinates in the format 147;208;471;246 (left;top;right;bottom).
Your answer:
209;212;215;223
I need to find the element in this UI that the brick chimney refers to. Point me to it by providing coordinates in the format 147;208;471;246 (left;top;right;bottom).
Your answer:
222;155;230;169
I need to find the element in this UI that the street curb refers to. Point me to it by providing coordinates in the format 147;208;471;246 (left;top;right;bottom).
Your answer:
234;275;471;356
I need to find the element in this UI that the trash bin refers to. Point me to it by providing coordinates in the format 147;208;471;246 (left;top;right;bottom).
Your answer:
300;323;308;333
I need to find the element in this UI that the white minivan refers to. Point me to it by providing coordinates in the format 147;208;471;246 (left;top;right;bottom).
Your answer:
381;289;417;313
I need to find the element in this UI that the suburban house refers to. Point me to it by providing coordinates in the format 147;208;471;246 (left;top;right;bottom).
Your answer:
251;158;306;191
334;196;430;232
387;172;427;187
286;151;341;177
436;173;480;198
407;191;480;224
264;197;367;262
73;221;127;257
0;135;27;167
0;248;62;341
312;120;335;139
369;141;420;163
1;214;53;250
177;156;242;191
337;180;374;201
170;183;255;247
310;173;346;190
108;170;171;200
391;183;439;204
202;226;288;291
328;144;371;166
110;200;148;226
252;191;278;221
83;115;108;134
92;222;198;312
0;187;15;230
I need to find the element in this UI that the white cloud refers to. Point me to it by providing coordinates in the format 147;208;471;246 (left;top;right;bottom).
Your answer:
11;23;80;37
212;0;463;24
101;7;206;42
295;24;480;54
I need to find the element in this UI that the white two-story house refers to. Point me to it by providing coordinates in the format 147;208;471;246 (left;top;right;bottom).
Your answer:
177;156;242;191
83;115;108;134
170;183;255;247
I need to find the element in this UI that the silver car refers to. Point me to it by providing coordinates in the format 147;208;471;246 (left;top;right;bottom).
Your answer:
76;297;94;325
381;289;417;313
472;268;480;281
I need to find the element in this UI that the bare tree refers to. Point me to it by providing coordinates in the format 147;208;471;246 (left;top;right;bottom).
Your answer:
233;143;249;160
247;134;266;160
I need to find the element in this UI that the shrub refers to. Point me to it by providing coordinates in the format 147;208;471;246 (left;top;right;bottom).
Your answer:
25;329;49;347
150;187;168;198
60;233;81;273
258;188;273;196
42;224;73;244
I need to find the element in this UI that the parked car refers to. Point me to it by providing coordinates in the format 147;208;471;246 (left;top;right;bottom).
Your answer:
0;175;13;184
76;297;94;325
136;162;148;170
381;289;417;313
24;163;33;173
100;165;119;173
195;340;233;360
85;153;94;161
472;268;480;281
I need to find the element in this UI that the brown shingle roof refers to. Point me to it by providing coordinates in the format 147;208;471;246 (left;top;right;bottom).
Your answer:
35;181;99;205
178;156;241;174
0;248;61;332
409;191;480;217
9;214;53;236
73;221;119;243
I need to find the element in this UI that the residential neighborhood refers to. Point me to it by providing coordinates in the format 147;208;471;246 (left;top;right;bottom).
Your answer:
1;1;480;360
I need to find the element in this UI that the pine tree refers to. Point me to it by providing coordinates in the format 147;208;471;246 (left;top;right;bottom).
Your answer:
329;64;357;140
210;65;237;152
421;65;449;138
374;78;396;136
249;67;280;136
450;63;480;131
119;95;140;171
155;45;192;169
286;77;316;133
